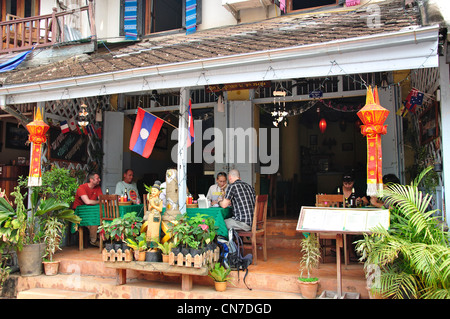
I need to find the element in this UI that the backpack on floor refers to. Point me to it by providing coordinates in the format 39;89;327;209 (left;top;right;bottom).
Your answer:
217;228;253;290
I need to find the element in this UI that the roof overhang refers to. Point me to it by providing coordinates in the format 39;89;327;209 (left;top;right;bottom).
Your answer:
0;24;439;106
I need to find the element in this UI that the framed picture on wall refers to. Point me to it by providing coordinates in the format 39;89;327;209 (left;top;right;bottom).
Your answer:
5;122;29;150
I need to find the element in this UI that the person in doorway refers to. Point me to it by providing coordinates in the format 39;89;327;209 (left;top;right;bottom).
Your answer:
115;169;141;204
370;174;401;208
219;169;256;231
341;172;369;207
206;172;228;206
72;172;103;247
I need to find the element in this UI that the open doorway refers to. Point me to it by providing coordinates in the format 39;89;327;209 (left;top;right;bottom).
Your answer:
260;96;368;218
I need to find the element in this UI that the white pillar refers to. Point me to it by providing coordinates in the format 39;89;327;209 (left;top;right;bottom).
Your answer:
439;53;450;227
177;88;189;214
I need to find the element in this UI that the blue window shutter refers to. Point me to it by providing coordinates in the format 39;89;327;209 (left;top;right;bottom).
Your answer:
185;0;197;35
124;0;138;40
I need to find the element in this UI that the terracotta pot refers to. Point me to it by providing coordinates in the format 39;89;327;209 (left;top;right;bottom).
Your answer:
298;279;319;299
162;254;169;263
43;260;60;276
134;250;146;261
214;281;227;292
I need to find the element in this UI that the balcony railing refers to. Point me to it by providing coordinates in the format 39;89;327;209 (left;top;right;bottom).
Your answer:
0;0;95;54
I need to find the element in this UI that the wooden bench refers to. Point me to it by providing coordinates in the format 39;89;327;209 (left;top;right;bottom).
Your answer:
104;261;208;291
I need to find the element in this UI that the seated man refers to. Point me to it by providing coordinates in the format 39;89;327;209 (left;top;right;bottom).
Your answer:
72;172;103;247
206;171;228;206
219;169;255;231
115;169;141;204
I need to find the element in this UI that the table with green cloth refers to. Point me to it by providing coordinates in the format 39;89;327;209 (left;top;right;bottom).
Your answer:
71;204;144;233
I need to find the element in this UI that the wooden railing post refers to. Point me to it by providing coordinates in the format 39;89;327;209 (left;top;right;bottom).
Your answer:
51;7;57;43
88;0;97;41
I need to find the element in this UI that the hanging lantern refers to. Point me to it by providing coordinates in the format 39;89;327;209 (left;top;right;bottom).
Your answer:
78;102;89;127
319;118;327;133
357;86;389;196
26;108;50;187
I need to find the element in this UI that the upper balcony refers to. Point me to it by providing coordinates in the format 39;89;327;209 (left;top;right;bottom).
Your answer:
0;0;96;55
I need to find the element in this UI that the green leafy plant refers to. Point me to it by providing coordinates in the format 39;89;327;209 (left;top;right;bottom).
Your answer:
155;241;174;255
125;234;148;252
168;213;194;248
189;213;218;248
122;212;143;240
355;166;450;299
298;233;321;282
43;217;63;262
208;262;232;283
0;186;80;251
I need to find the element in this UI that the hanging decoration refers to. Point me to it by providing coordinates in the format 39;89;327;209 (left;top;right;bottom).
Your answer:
78;102;89;127
319;118;327;133
271;90;288;127
357;86;389;196
26;108;50;187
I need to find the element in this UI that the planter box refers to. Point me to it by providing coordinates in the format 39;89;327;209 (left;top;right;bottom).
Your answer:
168;246;220;268
102;248;133;262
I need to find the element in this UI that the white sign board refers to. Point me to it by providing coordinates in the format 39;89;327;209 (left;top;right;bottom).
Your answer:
296;206;390;233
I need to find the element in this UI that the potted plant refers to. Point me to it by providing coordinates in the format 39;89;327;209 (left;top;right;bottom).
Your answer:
168;214;193;256
122;212;143;250
298;233;321;299
0;185;80;276
125;234;148;261
208;262;233;292
155;241;174;263
355;167;450;299
42;217;64;275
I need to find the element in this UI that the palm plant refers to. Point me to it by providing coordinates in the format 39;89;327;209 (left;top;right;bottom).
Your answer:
355;166;450;299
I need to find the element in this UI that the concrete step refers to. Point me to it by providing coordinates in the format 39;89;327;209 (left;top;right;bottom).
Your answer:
14;273;303;299
266;219;303;249
17;287;97;299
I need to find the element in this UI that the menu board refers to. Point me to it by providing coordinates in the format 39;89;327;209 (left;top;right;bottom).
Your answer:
296;206;390;233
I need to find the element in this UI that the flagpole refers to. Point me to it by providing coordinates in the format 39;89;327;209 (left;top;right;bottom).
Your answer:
139;107;178;130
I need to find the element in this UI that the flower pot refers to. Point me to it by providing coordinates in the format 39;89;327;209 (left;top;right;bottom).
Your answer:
43;260;60;276
190;248;202;257
298;279;319;299
122;243;130;251
145;251;161;262
17;243;45;276
105;243;114;251
214;281;227;292
171;246;180;255
181;247;190;256
162;254;170;263
114;242;122;252
134;250;146;261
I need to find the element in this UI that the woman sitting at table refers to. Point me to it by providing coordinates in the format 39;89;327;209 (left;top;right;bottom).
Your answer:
72;172;103;247
370;174;400;208
206;172;228;206
340;172;369;207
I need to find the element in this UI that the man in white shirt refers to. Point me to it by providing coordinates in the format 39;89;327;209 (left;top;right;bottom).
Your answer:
115;169;141;204
206;172;228;206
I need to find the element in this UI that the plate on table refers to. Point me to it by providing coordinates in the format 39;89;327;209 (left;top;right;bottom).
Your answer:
119;201;131;206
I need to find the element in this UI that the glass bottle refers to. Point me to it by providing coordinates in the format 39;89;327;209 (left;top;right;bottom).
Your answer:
124;188;129;201
349;187;357;208
106;188;109;195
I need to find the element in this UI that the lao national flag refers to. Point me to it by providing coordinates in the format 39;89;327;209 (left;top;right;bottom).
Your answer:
187;99;195;147
129;108;164;158
60;120;69;133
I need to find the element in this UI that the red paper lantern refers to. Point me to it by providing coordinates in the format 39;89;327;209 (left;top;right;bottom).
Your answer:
357;86;389;196
319;118;327;133
26;108;50;187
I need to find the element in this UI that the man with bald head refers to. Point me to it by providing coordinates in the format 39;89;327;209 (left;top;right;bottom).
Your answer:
219;169;255;231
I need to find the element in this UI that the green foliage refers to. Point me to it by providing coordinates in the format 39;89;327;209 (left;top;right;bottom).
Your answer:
125;234;147;251
208;262;232;283
155;241;174;255
355;166;450;299
299;233;321;280
98;212;142;244
43;217;63;262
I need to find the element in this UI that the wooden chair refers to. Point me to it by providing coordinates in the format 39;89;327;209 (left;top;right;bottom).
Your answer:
314;194;349;266
99;194;120;252
237;195;268;265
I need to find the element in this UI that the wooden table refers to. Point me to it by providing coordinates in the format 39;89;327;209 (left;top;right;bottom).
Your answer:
104;261;208;291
